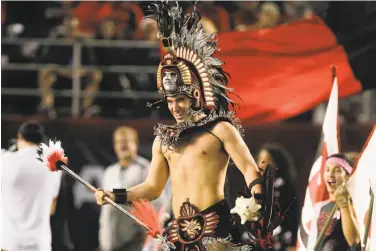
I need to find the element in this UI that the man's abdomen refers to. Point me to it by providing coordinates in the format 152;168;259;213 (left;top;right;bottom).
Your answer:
170;164;227;216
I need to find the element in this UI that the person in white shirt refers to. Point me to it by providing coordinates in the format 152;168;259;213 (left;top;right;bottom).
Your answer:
1;121;62;251
99;126;171;251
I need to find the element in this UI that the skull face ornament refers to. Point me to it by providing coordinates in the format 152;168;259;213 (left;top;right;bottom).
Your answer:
162;69;179;93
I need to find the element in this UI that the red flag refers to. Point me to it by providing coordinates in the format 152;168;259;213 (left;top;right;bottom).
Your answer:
215;16;362;124
296;75;340;250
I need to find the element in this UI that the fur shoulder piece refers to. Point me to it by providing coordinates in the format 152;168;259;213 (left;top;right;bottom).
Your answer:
154;110;244;149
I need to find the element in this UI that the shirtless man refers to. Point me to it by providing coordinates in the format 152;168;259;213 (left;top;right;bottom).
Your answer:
95;2;274;250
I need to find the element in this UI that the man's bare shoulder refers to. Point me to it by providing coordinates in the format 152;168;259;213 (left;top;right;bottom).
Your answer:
212;121;238;136
152;136;164;154
153;136;162;146
151;136;169;167
212;121;244;145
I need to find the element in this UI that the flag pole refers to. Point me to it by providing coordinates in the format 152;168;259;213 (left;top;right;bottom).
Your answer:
361;189;374;251
313;203;339;250
313;65;339;251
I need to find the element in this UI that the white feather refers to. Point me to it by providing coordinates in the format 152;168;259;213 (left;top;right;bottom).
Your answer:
38;140;66;164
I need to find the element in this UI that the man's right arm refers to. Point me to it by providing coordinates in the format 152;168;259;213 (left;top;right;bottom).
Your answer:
127;137;170;202
95;137;170;205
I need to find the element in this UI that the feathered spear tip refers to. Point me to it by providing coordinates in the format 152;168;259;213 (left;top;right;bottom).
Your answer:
131;199;163;238
37;139;68;172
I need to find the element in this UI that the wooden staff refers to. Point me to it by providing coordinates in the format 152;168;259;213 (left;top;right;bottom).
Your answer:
361;189;374;251
313;203;339;250
56;161;175;249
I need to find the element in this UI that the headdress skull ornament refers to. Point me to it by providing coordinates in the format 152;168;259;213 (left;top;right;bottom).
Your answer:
146;1;236;113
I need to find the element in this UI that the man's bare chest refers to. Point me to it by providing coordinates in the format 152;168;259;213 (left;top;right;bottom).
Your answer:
162;131;224;162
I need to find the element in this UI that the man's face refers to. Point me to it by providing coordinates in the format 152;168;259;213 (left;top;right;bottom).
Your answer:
257;149;272;175
162;70;178;93
323;163;348;194
101;20;116;39
167;95;192;123
113;131;138;162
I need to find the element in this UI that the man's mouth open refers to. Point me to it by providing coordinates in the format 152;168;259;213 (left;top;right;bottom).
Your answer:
174;112;183;117
327;179;336;188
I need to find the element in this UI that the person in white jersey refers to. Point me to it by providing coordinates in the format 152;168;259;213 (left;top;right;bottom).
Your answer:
1;121;62;251
99;126;171;251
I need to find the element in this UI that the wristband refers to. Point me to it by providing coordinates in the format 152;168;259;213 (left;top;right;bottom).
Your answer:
112;188;127;204
248;176;265;201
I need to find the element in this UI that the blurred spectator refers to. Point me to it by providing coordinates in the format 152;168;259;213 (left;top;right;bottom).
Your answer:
338;94;364;123
188;1;231;33
247;2;282;30
98;17;117;40
97;2;144;40
281;1;315;23
99;126;171;251
313;93;369;124
1;121;62;251
232;2;260;31
139;18;158;41
38;13;102;119
256;143;298;251
199;16;219;34
71;1;101;38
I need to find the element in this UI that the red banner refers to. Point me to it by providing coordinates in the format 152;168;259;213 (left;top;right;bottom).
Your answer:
215;16;362;124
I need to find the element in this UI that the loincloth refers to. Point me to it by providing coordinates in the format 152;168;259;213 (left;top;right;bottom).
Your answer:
163;200;252;251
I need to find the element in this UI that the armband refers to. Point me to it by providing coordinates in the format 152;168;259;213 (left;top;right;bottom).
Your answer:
112;188;127;204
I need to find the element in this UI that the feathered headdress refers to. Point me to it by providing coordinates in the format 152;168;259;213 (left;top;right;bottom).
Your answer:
145;1;236;113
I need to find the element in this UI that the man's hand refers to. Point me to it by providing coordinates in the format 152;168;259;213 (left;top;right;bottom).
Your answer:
230;196;262;224
335;178;350;208
335;183;349;198
94;188;114;205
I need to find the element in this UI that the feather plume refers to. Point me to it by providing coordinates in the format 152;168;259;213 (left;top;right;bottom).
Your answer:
131;199;163;238
37;139;68;172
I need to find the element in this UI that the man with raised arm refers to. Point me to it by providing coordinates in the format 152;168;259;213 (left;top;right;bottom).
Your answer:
95;2;281;250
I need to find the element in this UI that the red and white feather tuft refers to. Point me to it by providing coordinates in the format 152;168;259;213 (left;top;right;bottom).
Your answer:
37;140;68;171
131;199;163;238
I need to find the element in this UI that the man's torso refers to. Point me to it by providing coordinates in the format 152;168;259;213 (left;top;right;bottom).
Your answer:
162;122;229;216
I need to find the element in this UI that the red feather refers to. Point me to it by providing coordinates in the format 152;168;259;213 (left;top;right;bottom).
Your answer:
47;150;68;171
131;199;163;238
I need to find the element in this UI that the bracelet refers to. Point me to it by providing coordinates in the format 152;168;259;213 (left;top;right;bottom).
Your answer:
112;188;127;204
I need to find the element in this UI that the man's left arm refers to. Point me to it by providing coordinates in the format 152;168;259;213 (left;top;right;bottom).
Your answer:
336;184;361;246
339;203;361;247
215;121;262;195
